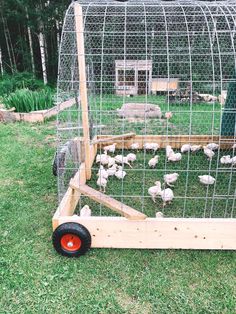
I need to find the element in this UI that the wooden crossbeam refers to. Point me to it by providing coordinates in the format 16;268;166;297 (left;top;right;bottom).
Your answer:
92;132;136;145
69;183;147;220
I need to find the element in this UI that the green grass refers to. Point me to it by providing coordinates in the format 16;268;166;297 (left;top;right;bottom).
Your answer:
58;95;222;136
0;121;236;313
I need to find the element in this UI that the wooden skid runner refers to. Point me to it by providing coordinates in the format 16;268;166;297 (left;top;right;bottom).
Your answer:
57;216;236;250
70;183;147;220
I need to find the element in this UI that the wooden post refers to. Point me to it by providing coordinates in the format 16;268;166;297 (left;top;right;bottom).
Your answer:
75;3;91;179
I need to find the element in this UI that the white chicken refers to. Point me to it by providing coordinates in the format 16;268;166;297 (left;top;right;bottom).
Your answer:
158;188;174;207
168;151;182;162
96;152;109;165
96;176;107;192
97;165;108;179
206;143;219;150
103;143;117;154
115;155;132;168
166;145;174;158
181;144;191;153
144;143;160;153
148;181;162;203
107;164;118;177
220;155;232;165
231;156;236;166
148;155;159;168
130;142;140;150
203;146;215;160
107;156;116;167
163;173;179;187
115;166;127;179
155;211;164;218
127;153;136;163
80;205;91;217
191;145;202;152
198;175;215;185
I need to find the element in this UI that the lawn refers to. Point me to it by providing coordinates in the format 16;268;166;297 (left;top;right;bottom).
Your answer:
0;121;236;313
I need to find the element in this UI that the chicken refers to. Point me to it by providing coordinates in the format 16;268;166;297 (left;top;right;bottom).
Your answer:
148;181;162;203
220;155;232;164
96;176;107;192
203;146;215;160
166;145;174;158
103;143;117;154
107;156;116;167
115;166;127;179
181;144;191;153
155;211;164;218
130;142;140;150
231;156;236;166
206;143;219;150
148;155;159;168
168;151;182;162
107;164;118;177
198;175;215;185
158;188;174;207
144;143;160;153
191;145;202;152
165;111;173;120
96;152;109;165
97;165;108;179
115;155;132;168
164;173;179;187
80;205;91;217
127;153;136;163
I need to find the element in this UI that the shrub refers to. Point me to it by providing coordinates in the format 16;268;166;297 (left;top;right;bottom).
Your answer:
4;88;55;113
0;72;46;97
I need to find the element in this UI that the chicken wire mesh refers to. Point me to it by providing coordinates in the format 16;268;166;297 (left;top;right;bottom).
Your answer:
56;0;236;218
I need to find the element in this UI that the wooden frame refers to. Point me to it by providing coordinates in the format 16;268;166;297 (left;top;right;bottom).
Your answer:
0;98;76;123
53;133;236;250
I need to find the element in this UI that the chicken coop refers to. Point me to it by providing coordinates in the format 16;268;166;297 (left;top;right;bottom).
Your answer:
52;0;236;257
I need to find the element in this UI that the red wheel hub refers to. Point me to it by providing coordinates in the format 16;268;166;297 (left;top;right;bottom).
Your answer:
61;233;82;251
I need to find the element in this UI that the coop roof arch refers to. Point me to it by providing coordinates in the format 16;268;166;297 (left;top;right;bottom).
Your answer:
57;0;236;99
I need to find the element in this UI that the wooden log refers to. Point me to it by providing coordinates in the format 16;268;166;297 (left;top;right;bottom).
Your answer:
69;183;147;221
55;216;236;250
75;3;91;179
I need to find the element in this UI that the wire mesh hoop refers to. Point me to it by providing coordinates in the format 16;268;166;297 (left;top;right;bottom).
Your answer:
56;0;236;223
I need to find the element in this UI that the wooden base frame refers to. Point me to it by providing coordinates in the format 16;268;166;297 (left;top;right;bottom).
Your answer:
52;134;236;250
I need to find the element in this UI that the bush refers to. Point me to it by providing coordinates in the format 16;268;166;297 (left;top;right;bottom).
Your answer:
4;88;55;113
0;72;45;97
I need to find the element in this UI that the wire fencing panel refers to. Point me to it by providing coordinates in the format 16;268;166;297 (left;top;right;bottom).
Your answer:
57;0;236;218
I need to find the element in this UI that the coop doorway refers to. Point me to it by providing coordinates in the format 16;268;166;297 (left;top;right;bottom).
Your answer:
138;70;149;95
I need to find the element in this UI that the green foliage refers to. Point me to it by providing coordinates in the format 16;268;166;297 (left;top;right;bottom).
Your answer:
4;88;55;113
0;72;45;97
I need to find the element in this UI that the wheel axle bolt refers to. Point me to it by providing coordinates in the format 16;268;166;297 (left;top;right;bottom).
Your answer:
67;241;73;248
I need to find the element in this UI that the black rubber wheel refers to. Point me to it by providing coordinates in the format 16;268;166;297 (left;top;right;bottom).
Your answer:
52;223;91;257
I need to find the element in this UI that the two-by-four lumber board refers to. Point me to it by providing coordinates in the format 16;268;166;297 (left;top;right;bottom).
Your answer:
57;216;236;250
96;135;235;149
69;183;147;220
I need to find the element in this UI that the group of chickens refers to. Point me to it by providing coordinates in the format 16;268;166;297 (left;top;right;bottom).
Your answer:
95;141;236;208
